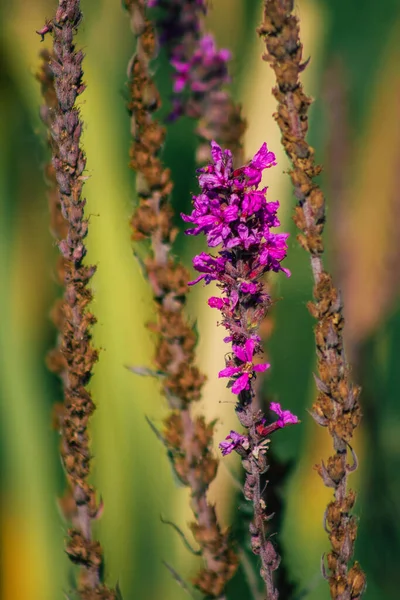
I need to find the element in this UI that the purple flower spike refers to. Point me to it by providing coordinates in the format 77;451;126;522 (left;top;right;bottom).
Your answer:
182;141;289;278
182;141;289;397
270;402;299;428
219;430;249;456
166;32;231;113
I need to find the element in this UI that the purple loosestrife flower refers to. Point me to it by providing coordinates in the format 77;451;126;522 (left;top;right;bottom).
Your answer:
255;403;299;437
184;141;299;596
219;339;270;394
219;430;250;456
183;142;288;268
270;402;299;427
188;252;228;286
219;402;298;456
182;141;290;395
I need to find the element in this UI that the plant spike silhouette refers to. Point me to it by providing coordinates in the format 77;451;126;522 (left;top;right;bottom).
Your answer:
37;3;116;598
259;2;366;598
122;1;238;597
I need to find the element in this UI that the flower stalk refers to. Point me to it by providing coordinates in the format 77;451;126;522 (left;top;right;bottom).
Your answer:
123;1;238;596
37;3;115;598
258;1;366;598
183;141;299;599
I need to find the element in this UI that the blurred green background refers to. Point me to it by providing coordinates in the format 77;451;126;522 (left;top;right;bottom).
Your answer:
1;0;400;598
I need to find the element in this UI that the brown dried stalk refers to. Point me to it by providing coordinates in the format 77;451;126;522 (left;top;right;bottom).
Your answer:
123;1;238;596
37;4;115;598
258;2;366;599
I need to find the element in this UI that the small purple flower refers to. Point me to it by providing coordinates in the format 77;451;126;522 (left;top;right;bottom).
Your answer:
208;296;228;309
182;192;239;247
241;189;267;218
258;232;290;276
188;252;227;285
170;59;190;93
239;281;258;294
219;430;249;456
219;338;270;394
197;142;233;190
270;402;299;427
241;142;276;186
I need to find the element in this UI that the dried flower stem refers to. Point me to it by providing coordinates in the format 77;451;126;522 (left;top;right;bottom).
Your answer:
123;1;238;596
259;2;366;598
37;3;115;598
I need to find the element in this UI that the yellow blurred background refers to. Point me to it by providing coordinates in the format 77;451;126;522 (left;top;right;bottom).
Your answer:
1;1;400;598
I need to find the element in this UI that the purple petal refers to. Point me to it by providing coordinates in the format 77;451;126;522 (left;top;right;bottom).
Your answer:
219;48;232;62
229;430;245;444
237;223;249;241
270;402;283;418
252;143;276;169
270;402;299;428
280;410;299;426
208;297;226;309
240;282;258;294
244;338;256;362
253;362;270;372
173;76;187;93
219;430;248;455
229;289;239;308
224;205;239;222
232;373;250;394
170;59;190;74
219;366;242;378
188;274;207;286
210;140;223;165
219;440;235;456
199;34;215;54
232;344;247;362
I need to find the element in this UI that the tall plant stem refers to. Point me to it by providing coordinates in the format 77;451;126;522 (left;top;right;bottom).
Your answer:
37;3;115;598
123;1;238;597
258;2;366;598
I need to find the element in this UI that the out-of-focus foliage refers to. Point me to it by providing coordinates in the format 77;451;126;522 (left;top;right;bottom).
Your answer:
0;1;399;599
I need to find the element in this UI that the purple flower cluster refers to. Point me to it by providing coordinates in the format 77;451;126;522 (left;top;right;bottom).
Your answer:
147;0;231;121
171;35;231;95
182;141;290;396
183;142;289;278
